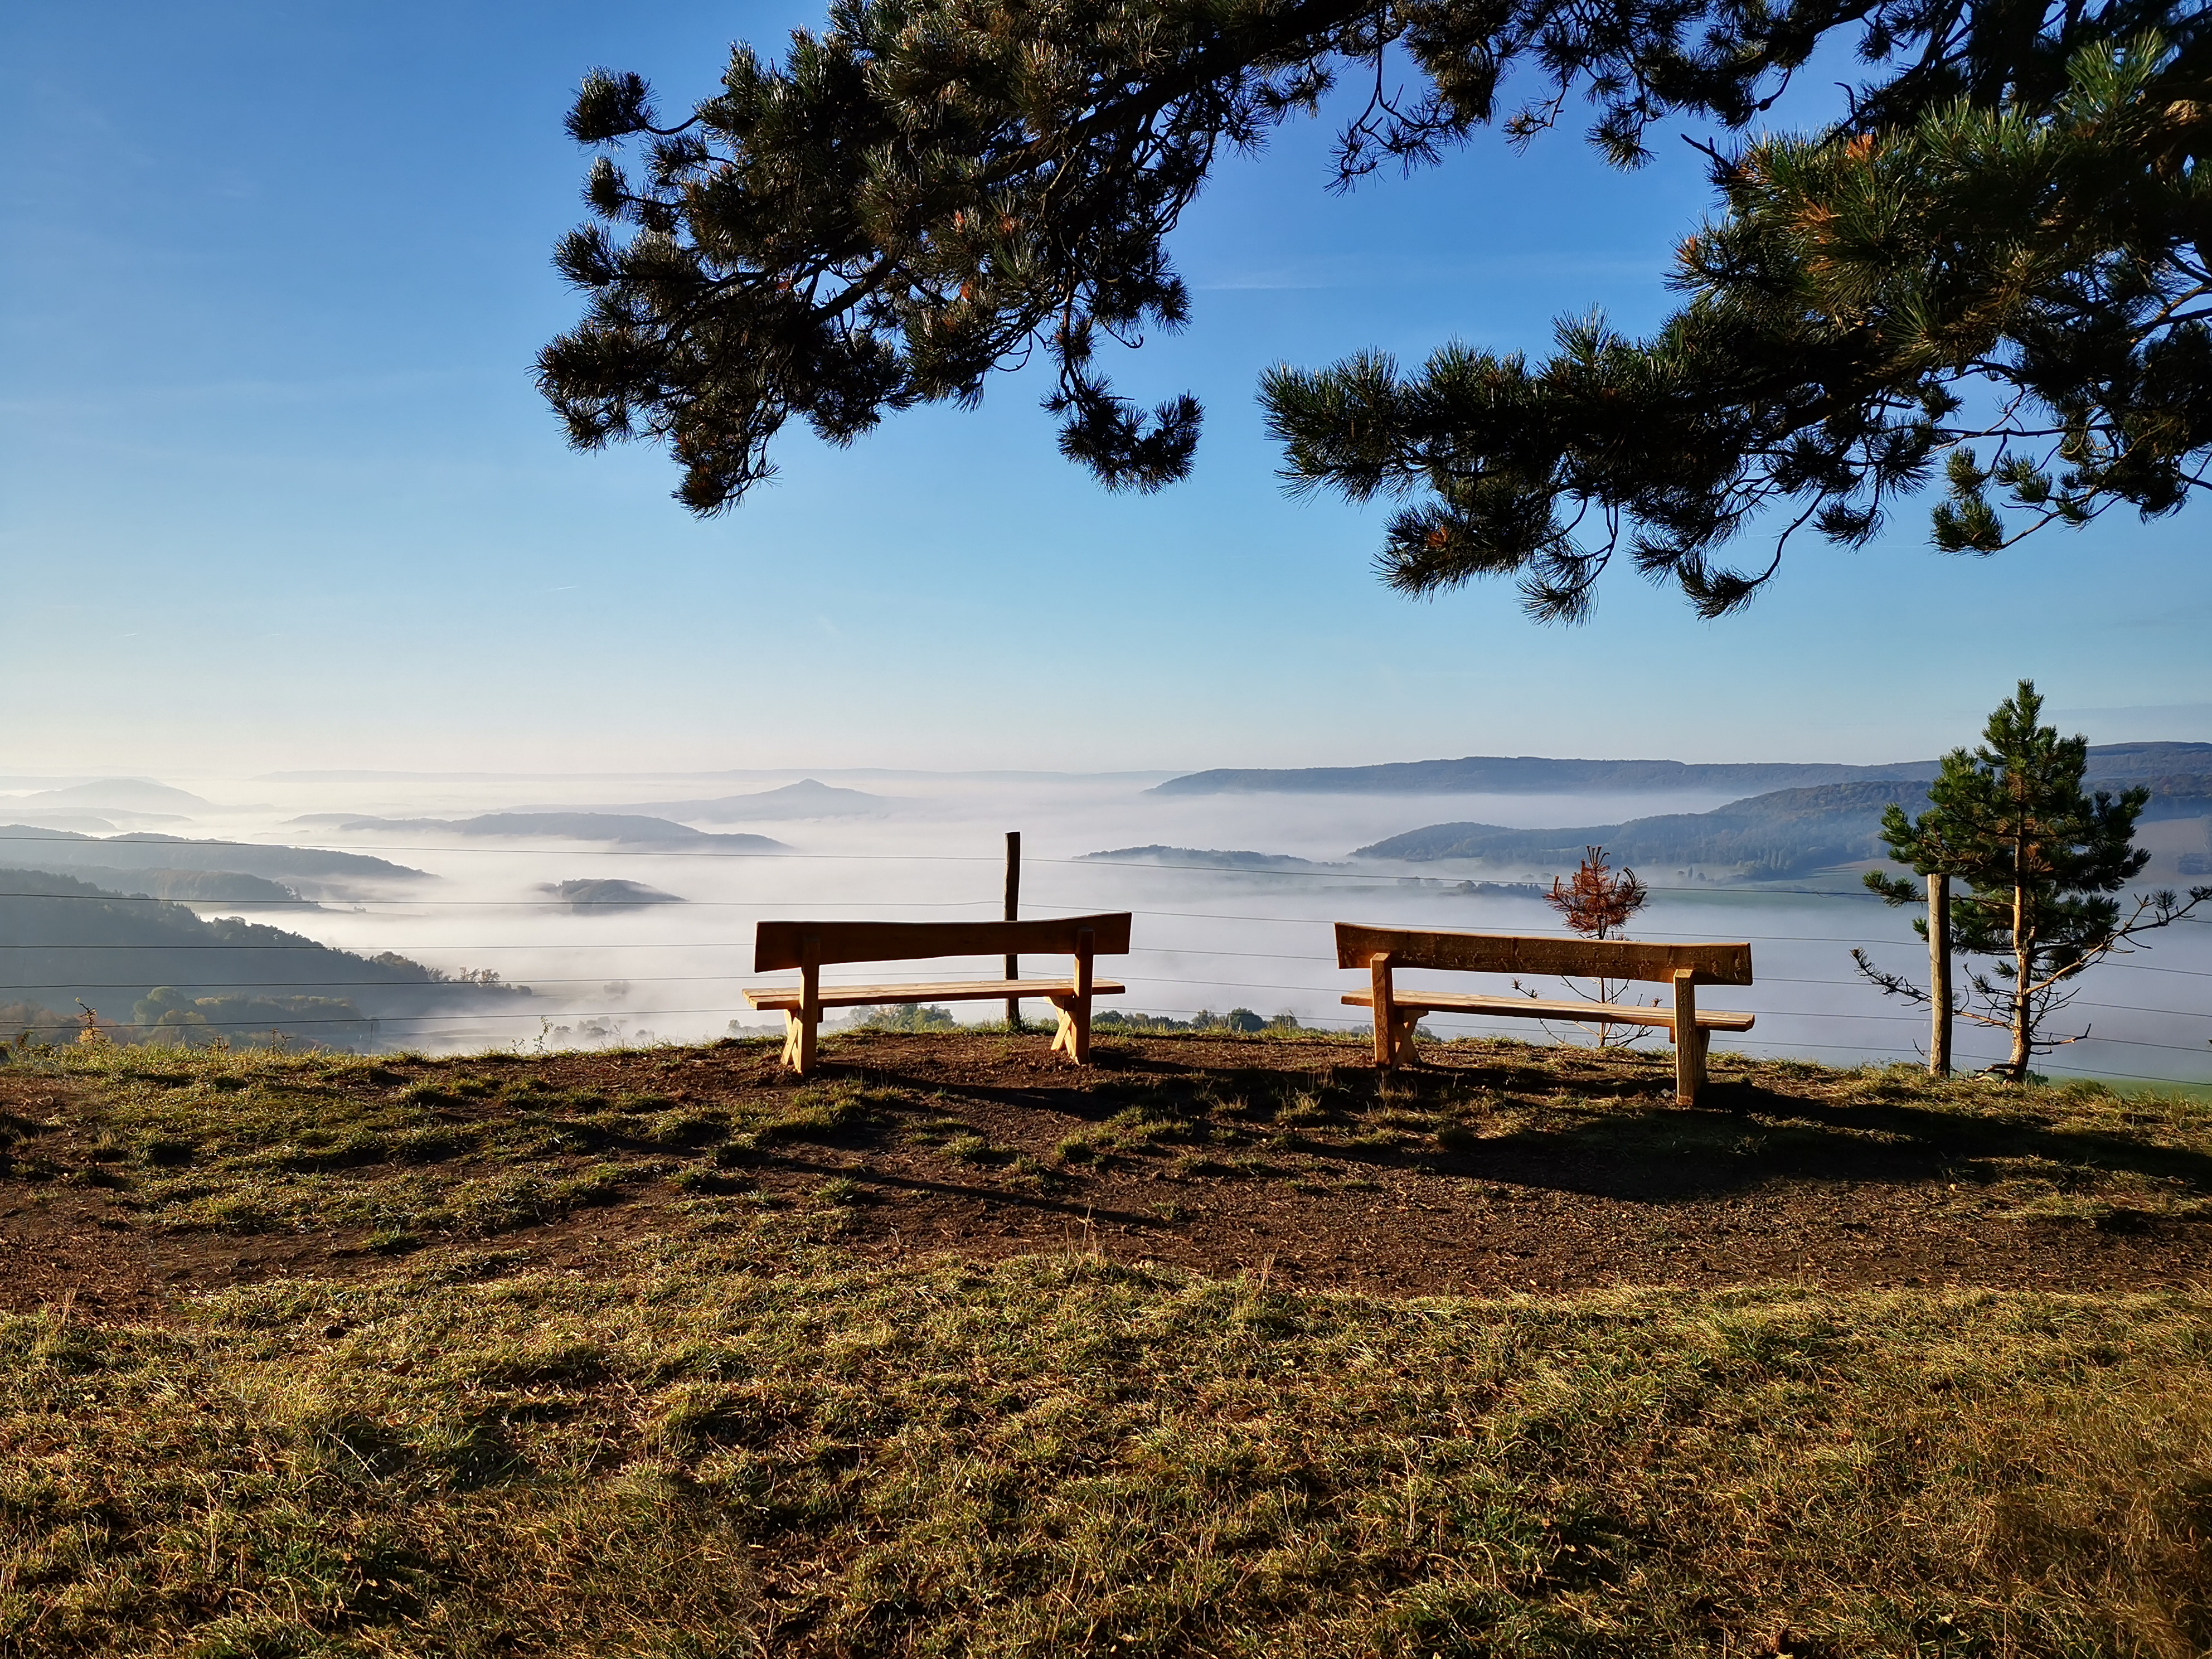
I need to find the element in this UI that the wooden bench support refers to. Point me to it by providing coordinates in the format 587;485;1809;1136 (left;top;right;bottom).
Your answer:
1672;968;1704;1107
747;915;1129;1077
1047;999;1083;1061
1367;952;1419;1068
783;935;821;1075
1337;924;1754;1107
1047;927;1098;1063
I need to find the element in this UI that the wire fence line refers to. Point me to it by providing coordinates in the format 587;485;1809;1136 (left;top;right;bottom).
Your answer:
0;832;1946;892
7;828;2194;909
10;930;2211;979
9;839;2208;1083
23;953;2208;1073
6;963;2204;1022
29;1000;2208;1085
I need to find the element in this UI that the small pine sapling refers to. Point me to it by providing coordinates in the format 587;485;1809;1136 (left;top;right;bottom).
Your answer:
1526;846;1655;1046
1852;680;2211;1080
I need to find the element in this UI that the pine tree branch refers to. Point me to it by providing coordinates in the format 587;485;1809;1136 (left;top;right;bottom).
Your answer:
2017;885;2212;997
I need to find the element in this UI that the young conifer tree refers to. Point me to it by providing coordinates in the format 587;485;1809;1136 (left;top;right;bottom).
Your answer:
1854;680;2210;1081
1535;845;1651;1047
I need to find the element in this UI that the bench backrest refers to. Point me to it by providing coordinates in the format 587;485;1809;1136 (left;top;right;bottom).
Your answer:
755;913;1133;972
1335;923;1752;986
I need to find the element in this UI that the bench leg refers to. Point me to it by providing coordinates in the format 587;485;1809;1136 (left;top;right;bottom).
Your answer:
1049;929;1096;1065
783;946;822;1076
782;1010;819;1075
1048;995;1091;1063
1389;1007;1421;1066
1672;969;1699;1105
1370;953;1398;1069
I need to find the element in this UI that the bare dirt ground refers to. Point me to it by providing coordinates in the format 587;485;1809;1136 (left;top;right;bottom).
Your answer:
5;1031;2209;1321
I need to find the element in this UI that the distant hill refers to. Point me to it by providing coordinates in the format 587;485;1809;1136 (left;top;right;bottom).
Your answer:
0;826;424;889
9;813;118;835
298;813;788;850
2134;775;2212;819
17;866;315;908
1356;782;1934;877
8;778;213;812
1154;756;1930;796
1357;772;2212;877
2068;742;2212;778
1080;846;1349;872
0;868;527;1046
1154;743;2212;797
541;878;682;911
525;778;891;821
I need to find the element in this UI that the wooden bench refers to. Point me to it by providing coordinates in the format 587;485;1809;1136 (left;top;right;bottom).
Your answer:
745;915;1131;1075
1335;923;1755;1105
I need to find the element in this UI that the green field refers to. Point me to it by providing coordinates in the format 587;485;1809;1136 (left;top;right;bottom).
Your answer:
4;1037;2210;1656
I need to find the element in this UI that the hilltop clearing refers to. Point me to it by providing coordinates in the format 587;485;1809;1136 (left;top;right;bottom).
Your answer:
9;1032;2206;1311
3;1035;2210;1655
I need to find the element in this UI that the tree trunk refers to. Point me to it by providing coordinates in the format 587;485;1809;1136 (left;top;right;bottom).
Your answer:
2007;832;2032;1081
1927;872;1951;1078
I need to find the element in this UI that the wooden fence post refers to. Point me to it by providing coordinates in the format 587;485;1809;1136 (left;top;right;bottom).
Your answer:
1003;831;1021;1031
1928;872;1952;1078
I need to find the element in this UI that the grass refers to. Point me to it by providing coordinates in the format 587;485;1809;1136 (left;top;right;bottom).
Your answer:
8;1036;2212;1654
2048;1072;2212;1104
6;1045;918;1245
16;1036;2212;1243
6;1231;2210;1656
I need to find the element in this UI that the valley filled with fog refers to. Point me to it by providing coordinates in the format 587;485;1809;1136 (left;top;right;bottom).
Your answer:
4;765;2208;1088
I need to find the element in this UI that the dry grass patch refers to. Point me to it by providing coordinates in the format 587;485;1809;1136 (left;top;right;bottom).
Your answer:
8;1040;2212;1652
21;1040;2212;1250
3;1230;2211;1656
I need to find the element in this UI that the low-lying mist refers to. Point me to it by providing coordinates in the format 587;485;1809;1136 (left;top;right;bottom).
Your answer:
5;767;2208;1088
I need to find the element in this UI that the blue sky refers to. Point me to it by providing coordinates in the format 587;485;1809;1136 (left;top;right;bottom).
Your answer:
4;0;2207;778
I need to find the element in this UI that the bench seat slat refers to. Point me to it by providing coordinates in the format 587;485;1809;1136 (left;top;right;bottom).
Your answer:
1341;989;1754;1032
749;978;1127;1012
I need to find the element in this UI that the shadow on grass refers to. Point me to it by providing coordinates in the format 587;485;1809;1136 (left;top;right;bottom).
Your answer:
1393;1071;2212;1204
760;1152;1159;1228
752;1035;2212;1208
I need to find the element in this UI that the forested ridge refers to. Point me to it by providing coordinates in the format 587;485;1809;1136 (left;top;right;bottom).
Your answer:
0;870;527;1045
1161;743;2212;796
1361;774;2212;875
